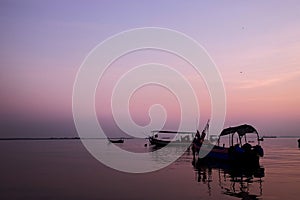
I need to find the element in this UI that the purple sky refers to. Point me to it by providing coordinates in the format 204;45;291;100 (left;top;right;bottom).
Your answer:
1;1;300;137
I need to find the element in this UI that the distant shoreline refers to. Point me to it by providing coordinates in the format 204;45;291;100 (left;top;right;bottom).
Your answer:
0;137;135;141
0;136;298;141
262;136;300;139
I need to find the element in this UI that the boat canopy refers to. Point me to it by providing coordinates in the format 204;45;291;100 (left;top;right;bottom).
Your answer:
151;130;195;134
220;124;258;137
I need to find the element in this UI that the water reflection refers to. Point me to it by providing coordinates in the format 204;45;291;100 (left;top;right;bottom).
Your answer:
192;158;264;200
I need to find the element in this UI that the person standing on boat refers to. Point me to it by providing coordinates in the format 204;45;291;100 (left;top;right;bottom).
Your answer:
195;130;200;140
192;130;206;158
200;129;206;143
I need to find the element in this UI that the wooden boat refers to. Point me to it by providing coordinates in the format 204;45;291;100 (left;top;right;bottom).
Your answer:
108;138;124;143
148;130;195;147
194;124;264;166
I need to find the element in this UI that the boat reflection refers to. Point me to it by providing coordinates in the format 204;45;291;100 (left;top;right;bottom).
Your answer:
192;158;264;200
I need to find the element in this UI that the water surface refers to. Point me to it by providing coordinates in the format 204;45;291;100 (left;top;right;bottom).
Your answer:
0;138;299;200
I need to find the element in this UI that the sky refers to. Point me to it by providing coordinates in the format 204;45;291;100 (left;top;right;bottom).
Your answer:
1;0;300;137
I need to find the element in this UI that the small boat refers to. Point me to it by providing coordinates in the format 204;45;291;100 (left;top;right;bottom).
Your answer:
194;124;264;166
148;130;195;147
108;138;124;143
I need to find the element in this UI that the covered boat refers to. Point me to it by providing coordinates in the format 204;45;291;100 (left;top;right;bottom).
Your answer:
148;130;195;147
194;124;264;166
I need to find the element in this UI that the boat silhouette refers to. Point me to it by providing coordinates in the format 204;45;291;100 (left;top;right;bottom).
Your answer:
108;138;124;143
192;122;264;167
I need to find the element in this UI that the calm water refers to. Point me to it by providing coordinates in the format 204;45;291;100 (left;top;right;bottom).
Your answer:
0;138;299;200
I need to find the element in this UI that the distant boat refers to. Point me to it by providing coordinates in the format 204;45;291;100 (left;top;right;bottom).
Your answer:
193;124;264;166
108;138;124;143
148;130;195;147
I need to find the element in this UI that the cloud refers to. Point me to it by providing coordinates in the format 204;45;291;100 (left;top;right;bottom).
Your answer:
236;70;300;89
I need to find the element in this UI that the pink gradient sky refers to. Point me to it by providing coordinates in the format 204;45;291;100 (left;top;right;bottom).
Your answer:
1;1;300;137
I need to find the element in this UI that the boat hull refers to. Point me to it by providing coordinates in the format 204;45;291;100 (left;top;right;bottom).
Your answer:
108;139;124;143
149;137;192;147
149;137;170;147
196;144;263;167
